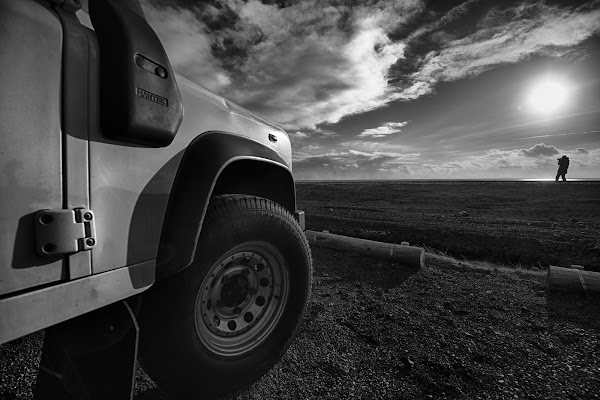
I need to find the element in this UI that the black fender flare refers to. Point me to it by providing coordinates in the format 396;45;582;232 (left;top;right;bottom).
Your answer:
156;131;295;280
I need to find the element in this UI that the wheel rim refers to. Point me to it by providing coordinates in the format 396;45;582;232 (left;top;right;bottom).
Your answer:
194;242;290;357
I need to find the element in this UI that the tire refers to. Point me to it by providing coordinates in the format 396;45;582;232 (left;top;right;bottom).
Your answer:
138;195;312;399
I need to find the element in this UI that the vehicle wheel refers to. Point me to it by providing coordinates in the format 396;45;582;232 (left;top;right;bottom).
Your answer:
138;195;312;399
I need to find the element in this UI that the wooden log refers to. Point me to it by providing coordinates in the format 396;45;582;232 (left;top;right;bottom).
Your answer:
546;266;600;298
305;230;424;268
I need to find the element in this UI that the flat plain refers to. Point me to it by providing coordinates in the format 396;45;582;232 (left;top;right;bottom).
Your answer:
296;180;600;270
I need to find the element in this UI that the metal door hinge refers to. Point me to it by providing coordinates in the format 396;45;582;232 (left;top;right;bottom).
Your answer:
34;208;97;257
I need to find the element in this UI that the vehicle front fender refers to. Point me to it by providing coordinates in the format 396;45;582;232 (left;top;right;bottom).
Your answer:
156;131;295;280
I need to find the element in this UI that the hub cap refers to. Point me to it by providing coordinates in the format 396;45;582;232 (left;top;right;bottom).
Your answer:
194;242;289;357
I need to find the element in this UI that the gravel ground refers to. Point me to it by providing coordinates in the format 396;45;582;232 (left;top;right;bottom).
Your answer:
231;248;600;400
2;247;599;400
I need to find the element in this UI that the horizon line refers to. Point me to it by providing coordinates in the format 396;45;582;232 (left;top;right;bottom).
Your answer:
295;178;600;182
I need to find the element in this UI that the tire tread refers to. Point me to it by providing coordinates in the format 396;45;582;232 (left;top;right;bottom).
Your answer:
139;194;312;400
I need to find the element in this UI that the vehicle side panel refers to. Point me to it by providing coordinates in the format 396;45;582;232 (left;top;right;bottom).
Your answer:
0;1;65;295
89;75;292;274
0;260;154;345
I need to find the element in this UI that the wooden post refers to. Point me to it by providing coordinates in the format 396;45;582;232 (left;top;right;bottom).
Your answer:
305;230;424;268
546;266;600;298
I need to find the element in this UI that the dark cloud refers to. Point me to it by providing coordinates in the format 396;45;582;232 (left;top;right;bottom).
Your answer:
388;0;501;86
390;1;600;92
144;0;600;130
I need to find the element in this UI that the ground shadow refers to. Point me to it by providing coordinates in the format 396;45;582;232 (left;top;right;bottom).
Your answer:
311;246;420;290
125;152;185;289
546;292;600;333
134;386;170;400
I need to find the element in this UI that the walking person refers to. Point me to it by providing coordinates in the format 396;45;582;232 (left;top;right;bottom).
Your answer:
556;155;569;181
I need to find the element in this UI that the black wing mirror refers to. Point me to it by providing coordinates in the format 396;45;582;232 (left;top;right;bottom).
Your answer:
90;0;183;147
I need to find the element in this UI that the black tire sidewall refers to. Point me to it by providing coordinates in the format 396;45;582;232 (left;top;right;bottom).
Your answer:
139;197;311;398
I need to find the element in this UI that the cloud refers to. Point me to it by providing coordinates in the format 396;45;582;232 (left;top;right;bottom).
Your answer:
515;129;600;140
359;121;409;137
293;142;421;179
294;147;419;163
398;3;600;88
440;146;558;171
293;141;600;179
143;0;600;131
144;0;412;130
520;143;560;157
291;131;308;139
294;153;416;179
416;145;600;176
225;15;407;129
143;2;232;92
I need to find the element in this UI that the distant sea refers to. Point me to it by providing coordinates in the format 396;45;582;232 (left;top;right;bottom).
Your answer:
297;178;600;183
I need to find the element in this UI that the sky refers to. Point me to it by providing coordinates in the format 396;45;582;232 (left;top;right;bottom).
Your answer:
143;0;600;180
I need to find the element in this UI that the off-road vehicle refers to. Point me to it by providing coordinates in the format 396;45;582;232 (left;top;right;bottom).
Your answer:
0;0;312;398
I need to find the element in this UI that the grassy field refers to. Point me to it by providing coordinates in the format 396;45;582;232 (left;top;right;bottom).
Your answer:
296;180;600;270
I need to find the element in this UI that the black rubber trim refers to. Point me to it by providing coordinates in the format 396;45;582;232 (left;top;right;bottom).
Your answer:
156;132;294;280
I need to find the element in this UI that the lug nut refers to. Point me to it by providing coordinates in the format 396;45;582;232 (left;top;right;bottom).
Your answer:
259;277;270;287
228;321;237;331
213;316;220;326
256;296;265;307
244;312;254;323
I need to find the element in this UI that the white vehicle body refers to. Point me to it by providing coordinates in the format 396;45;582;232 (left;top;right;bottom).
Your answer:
0;0;300;346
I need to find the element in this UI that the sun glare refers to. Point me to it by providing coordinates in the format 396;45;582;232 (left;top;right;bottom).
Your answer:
526;79;570;114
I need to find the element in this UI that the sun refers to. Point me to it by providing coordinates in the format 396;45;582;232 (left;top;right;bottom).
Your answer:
526;79;570;114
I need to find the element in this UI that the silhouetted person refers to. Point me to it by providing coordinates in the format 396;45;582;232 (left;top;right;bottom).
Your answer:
556;155;569;181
